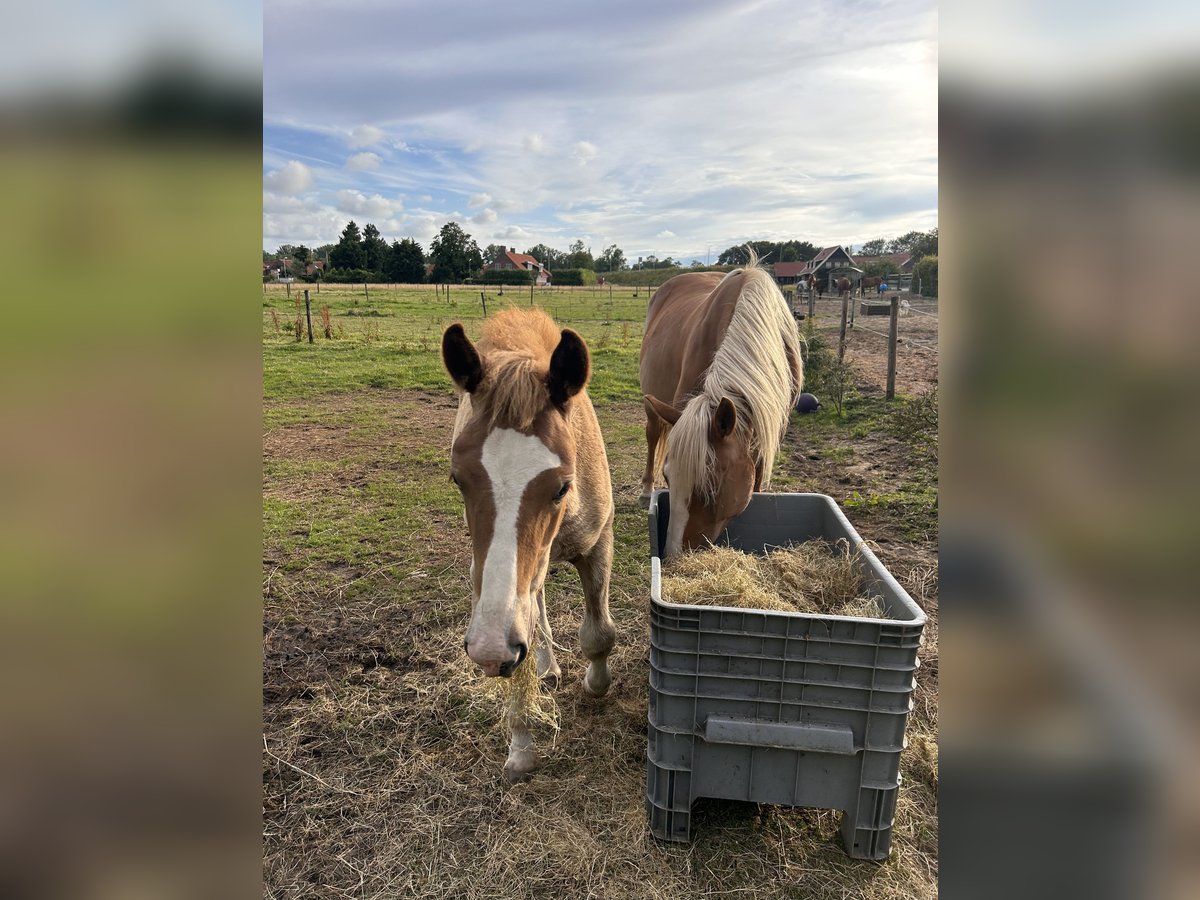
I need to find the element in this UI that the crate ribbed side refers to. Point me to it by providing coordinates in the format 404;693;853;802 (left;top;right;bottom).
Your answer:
645;491;926;860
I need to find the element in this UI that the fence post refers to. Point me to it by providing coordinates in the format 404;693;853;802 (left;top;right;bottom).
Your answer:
304;290;313;344
286;281;290;299
480;291;487;317
838;291;849;361
886;296;899;399
808;288;815;321
530;281;534;306
364;281;369;301
849;291;856;329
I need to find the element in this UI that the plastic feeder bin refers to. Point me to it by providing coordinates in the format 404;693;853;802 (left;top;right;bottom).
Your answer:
645;491;927;860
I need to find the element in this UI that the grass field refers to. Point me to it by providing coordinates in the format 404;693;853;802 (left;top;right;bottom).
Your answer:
263;282;939;898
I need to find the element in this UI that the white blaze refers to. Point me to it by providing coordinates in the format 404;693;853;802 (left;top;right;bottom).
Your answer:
470;429;562;645
665;498;689;559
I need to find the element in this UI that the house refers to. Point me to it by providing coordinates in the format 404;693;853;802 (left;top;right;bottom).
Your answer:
304;260;325;277
797;245;861;290
484;248;552;286
772;261;810;287
853;252;915;274
263;260;284;279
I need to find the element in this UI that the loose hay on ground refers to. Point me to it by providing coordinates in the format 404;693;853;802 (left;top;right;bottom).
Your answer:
662;540;886;618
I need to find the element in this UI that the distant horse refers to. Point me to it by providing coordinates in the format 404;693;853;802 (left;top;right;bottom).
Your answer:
861;276;883;296
639;256;803;556
442;308;616;781
835;276;853;298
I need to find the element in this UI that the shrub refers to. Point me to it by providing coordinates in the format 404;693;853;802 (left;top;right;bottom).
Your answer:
480;269;535;286
912;255;938;297
551;268;596;286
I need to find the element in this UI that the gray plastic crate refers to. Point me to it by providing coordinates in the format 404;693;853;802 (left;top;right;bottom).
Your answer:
645;491;927;859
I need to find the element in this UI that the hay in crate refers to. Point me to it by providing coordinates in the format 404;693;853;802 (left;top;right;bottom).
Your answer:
661;539;887;618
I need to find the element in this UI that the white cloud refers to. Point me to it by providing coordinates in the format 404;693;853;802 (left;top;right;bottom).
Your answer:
495;225;531;241
472;207;498;225
656;230;676;239
263;161;313;195
572;141;598;166
468;192;492;208
345;151;383;171
522;133;545;154
348;124;385;148
334;189;405;219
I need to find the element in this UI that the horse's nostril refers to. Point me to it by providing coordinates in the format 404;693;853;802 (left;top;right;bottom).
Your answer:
498;659;515;677
514;642;528;666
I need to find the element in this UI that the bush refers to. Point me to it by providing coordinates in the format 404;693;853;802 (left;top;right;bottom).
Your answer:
551;268;596;286
480;269;534;286
323;268;390;284
912;255;938;297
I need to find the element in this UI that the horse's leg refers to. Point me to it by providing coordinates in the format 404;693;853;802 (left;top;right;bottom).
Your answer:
573;519;617;698
503;701;538;783
533;556;561;689
639;408;664;507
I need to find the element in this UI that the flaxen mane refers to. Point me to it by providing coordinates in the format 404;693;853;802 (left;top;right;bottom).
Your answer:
667;255;802;504
452;307;563;434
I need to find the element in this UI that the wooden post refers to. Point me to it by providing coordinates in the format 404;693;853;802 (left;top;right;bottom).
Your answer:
886;296;899;399
285;280;290;298
364;281;369;300
838;291;849;361
304;290;313;344
808;288;815;321
530;281;534;306
849;291;856;329
480;291;488;317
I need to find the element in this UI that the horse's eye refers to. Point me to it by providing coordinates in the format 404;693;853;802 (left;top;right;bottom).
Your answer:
553;481;571;502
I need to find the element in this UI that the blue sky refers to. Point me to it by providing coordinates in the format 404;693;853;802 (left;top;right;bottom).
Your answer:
264;0;938;260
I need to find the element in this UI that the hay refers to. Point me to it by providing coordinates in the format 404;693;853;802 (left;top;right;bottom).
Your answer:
468;629;561;740
662;539;888;618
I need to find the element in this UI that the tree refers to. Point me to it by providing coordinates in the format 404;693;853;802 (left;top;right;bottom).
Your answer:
858;238;887;257
362;224;389;273
886;228;937;259
596;244;626;272
482;244;508;266
567;239;594;270
428;221;482;282
291;245;312;272
525;243;567;269
386;238;426;283
328;220;365;270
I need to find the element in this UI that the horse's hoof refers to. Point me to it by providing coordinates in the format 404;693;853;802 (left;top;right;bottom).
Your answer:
638;493;652;509
503;750;539;783
582;667;611;698
541;672;560;691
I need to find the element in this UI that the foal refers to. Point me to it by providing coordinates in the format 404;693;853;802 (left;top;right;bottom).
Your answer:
442;308;616;781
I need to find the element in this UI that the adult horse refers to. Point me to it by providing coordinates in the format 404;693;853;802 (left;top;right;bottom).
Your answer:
639;258;803;557
442;308;616;781
835;276;853;298
861;275;882;296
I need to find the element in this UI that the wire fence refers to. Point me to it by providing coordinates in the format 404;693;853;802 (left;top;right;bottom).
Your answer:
790;291;939;398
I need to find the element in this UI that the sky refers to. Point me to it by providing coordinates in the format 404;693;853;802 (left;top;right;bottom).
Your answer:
263;0;938;261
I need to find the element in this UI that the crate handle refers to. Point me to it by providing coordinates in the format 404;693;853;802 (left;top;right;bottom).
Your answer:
702;716;857;755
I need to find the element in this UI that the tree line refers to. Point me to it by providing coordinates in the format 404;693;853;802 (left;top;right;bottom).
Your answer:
264;220;938;284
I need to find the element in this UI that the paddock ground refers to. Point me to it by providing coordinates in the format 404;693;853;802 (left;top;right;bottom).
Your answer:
262;283;938;899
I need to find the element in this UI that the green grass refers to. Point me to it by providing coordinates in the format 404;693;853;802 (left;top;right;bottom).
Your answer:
263;284;648;402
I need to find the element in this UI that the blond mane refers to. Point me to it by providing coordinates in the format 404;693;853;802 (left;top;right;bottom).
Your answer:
456;307;562;431
667;254;803;503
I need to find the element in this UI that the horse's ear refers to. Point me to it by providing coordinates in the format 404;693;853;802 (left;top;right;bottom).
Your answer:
712;397;737;439
548;328;589;406
644;394;682;426
442;323;483;393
